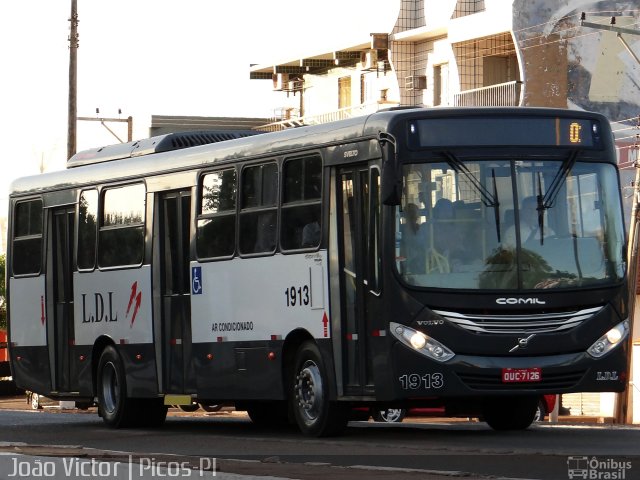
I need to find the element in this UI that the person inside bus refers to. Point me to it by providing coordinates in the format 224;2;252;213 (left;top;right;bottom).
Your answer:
400;203;427;274
503;195;554;247
429;198;465;273
301;219;320;248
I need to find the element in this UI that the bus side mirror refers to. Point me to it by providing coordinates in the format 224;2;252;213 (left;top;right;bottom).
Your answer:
378;133;401;206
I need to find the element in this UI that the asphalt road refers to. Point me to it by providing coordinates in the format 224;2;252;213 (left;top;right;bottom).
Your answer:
0;402;638;480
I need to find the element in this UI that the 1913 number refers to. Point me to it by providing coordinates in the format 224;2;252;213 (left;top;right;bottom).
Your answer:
399;373;444;390
285;285;310;307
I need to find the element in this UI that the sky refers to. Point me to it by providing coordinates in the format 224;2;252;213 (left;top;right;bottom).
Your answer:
0;0;398;220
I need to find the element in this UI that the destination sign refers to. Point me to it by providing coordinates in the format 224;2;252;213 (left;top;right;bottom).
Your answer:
408;117;602;149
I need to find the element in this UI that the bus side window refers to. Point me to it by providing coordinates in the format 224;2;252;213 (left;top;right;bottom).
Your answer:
197;168;237;259
98;184;145;268
78;189;98;270
239;162;278;255
281;155;322;251
12;199;43;275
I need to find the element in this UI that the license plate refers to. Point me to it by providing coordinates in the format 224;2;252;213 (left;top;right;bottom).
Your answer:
501;367;542;383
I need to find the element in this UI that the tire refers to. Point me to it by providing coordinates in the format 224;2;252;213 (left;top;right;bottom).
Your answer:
291;341;347;437
483;396;538;431
30;392;42;410
373;408;406;423
200;404;222;413
97;345;136;428
178;402;200;412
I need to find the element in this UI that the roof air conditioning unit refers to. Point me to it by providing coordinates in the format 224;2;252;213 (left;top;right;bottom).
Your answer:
361;50;378;70
273;73;289;91
405;75;427;91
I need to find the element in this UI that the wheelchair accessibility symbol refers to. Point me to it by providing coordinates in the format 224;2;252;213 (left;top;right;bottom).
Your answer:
192;266;203;295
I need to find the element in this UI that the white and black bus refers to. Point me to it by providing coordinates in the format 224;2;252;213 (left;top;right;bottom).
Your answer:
7;108;629;435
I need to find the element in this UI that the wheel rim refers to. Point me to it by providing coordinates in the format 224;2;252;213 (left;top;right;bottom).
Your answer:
295;360;324;422
101;361;119;414
380;409;403;422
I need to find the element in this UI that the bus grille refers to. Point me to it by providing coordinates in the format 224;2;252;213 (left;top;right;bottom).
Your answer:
433;307;602;335
457;370;586;390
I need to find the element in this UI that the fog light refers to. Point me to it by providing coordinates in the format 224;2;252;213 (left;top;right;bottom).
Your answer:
587;320;629;358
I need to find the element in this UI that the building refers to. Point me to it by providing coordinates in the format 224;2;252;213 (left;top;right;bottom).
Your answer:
250;0;640;421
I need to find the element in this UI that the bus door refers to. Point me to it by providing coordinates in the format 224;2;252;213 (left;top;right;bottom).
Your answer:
157;190;196;394
48;206;76;392
336;165;380;395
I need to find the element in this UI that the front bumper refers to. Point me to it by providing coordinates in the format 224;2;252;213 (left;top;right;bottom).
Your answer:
390;341;627;399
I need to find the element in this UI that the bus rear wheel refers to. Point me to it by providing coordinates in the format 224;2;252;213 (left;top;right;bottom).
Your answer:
290;342;347;437
483;396;538;431
97;345;135;428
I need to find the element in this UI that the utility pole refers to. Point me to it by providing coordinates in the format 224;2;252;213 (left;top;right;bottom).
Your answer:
581;12;640;425
67;0;79;160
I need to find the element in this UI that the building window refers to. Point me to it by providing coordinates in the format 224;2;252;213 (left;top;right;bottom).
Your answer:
281;155;322;250
339;76;352;109
98;184;145;268
453;33;518;91
197;168;237;259
12;199;43;275
433;63;449;106
78;189;98;270
239;163;278;255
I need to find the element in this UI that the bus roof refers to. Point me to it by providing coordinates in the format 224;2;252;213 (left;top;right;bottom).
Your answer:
9;107;612;198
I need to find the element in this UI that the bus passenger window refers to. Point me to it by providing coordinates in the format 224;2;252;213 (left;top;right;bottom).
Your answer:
239;163;278;255
78;189;98;270
98;184;145;268
281;155;322;250
197;169;237;259
12;199;43;275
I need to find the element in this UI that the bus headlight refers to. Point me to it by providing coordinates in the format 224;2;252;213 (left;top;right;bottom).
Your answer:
390;322;455;362
587;320;629;358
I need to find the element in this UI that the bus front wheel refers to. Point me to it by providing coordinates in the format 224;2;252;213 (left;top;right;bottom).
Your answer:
290;342;347;437
483;396;538;431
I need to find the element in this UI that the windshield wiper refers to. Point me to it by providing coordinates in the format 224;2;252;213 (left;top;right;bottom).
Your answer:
530;150;579;246
542;149;579;209
536;173;545;245
442;151;501;242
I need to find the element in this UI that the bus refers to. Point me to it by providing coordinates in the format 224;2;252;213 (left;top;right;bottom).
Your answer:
7;107;629;436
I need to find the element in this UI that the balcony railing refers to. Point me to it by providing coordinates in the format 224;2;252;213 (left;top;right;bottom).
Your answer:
255;101;396;132
453;81;523;107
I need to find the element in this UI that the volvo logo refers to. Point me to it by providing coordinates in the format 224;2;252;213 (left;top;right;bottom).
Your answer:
496;297;546;305
509;334;536;353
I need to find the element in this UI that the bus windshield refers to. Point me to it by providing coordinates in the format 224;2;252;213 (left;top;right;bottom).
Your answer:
396;159;626;290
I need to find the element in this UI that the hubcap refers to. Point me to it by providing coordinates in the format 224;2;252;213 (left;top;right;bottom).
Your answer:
101;361;119;414
295;360;323;422
380;409;404;423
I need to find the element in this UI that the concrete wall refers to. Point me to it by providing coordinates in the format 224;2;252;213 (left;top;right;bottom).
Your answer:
512;0;639;121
